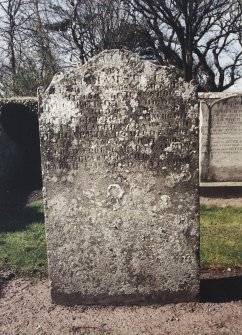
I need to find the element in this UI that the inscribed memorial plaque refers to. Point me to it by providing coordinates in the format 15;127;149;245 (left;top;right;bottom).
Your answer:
39;50;199;305
200;95;242;182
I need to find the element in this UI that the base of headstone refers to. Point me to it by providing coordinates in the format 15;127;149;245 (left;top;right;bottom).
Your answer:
51;288;199;306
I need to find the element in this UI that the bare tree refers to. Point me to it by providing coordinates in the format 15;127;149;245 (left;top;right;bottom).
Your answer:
0;0;60;96
0;0;29;95
27;0;60;84
1;0;240;95
44;0;148;65
125;0;242;91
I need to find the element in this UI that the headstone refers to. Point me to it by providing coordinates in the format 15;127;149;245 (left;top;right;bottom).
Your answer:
200;95;242;182
39;50;199;305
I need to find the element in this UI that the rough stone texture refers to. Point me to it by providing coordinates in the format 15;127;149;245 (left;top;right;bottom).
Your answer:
200;94;242;182
39;49;199;306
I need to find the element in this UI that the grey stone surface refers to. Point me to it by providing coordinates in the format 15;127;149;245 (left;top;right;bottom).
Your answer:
200;94;242;182
198;92;240;102
39;49;199;305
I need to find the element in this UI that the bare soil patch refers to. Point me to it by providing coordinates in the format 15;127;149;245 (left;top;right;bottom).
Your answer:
200;196;242;207
1;275;242;335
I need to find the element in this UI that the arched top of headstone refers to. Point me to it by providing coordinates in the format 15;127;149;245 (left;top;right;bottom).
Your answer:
48;49;193;90
210;93;242;110
41;49;197;124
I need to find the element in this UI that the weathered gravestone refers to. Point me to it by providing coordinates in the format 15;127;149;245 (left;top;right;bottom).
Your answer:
200;94;242;182
39;50;199;305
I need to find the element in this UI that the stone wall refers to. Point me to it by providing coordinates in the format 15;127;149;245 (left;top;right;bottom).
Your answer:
39;49;199;305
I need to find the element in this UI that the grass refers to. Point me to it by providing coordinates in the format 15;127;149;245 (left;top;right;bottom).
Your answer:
200;204;242;269
0;200;242;276
0;200;47;277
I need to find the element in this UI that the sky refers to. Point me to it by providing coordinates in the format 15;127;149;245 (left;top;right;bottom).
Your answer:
225;78;242;92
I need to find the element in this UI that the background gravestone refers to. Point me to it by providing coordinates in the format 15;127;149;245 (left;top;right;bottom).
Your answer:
0;120;20;186
200;95;242;182
39;49;199;305
0;98;42;207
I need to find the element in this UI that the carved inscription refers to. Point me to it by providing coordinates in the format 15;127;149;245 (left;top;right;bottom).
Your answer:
39;50;199;306
42;88;192;173
211;99;242;159
200;95;242;182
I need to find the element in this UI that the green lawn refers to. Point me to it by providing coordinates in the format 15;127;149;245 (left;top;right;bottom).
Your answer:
200;204;242;268
0;200;47;276
0;201;242;276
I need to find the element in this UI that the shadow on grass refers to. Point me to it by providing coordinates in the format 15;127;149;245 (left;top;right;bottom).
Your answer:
200;276;242;302
0;187;29;209
0;191;44;233
200;186;242;199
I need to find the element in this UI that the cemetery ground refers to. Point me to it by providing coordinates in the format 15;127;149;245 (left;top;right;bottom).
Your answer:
1;189;242;335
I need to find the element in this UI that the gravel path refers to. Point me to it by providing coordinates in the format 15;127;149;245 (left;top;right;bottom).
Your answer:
1;277;242;335
200;196;242;207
